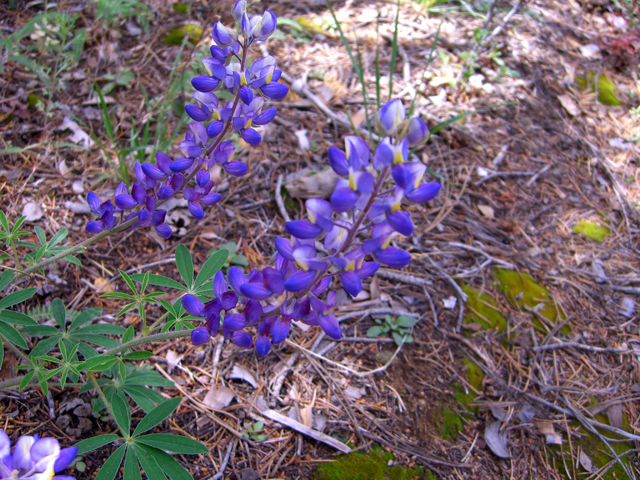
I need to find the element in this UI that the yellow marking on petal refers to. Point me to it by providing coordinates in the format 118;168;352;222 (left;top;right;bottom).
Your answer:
267;70;273;83
213;111;221;121
244;118;252;129
345;260;355;272
393;147;405;164
391;199;401;212
296;259;309;271
308;211;316;223
348;172;357;190
382;236;392;249
240;75;247;86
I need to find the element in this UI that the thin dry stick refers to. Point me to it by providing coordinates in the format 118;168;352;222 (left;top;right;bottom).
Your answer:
209;440;235;480
275;174;291;223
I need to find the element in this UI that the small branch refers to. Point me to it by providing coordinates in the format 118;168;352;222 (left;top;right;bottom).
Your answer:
485;0;523;42
209;440;235;480
449;242;515;270
532;342;633;355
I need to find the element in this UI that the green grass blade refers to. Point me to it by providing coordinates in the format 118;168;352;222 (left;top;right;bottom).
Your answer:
94;83;114;141
408;21;442;118
387;0;401;101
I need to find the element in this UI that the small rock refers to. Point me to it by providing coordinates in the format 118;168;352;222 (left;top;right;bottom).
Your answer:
619;297;635;318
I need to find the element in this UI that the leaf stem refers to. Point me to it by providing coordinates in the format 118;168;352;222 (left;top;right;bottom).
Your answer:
87;371;128;437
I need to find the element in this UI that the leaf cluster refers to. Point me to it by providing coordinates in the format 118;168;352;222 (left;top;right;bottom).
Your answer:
366;315;418;346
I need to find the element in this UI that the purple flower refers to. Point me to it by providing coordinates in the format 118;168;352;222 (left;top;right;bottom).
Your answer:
378;99;406;136
331;249;380;297
182;295;205;317
374;246;411;269
0;430;77;480
212;22;238;47
407;116;429;146
191;327;210;345
310;292;341;339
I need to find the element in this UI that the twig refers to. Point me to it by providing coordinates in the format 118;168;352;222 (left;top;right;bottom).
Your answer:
532;342;633;355
209;440;235;480
475;169;536;186
485;0;523;42
376;268;432;287
275;174;291;223
426;257;468;302
449;242;516;269
261;409;351;454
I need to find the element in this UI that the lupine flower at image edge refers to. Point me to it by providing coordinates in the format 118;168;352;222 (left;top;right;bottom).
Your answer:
0;430;78;480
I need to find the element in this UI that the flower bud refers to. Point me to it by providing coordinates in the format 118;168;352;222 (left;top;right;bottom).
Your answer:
212;22;238;48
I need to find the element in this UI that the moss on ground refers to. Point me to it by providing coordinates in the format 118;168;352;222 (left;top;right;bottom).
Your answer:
572;219;610;242
495;269;569;333
438;407;463;440
314;447;429;480
459;283;508;332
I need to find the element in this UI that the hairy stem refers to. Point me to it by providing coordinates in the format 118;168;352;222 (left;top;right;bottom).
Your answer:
87;371;128;438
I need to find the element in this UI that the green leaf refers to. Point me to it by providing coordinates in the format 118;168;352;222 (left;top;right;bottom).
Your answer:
396;316;418;328
133;397;182;437
74;324;127;335
140;272;150;295
51;298;66;328
175;245;194;288
23;325;59;336
94;444;126;480
79;355;119;372
123;351;154;360
158;299;176;317
130;274;186;290
0;270;15;292
194;249;228;288
119;270;138;295
19;370;35;390
366;326;384;338
112;392;131;435
0;322;27;349
133;444;167;480
122;325;134;344
48;228;68;248
0;341;4;371
124;447;142;480
135;444;192;480
69;307;102;331
136;434;208;454
29;336;60;358
0;310;36;325
392;332;405;347
101;292;137;301
0;211;9;233
125;368;174;387
122;385;163;414
0;288;37;309
64;255;82;267
71;333;119;348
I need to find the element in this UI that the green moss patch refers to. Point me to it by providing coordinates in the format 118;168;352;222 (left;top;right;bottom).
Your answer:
459;283;507;332
576;73;621;106
551;412;637;478
438;407;464;440
572;220;610;242
495;270;567;332
315;448;427;480
454;357;484;412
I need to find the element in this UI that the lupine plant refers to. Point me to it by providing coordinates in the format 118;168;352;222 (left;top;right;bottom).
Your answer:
0;1;442;478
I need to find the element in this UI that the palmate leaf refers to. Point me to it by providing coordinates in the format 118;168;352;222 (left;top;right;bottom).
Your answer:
68;307;102;331
125;367;174;387
94;444;126;480
111;392;131;435
133;397;182;437
29;336;60;358
122;385;164;414
175;245;194;288
135;434;208;454
0;288;37;310
0;270;14;292
134;443;193;480
0;321;28;349
0;310;37;325
130;274;186;291
78;355;119;372
194;249;228;289
75;434;120;455
51;298;66;328
124;447;143;480
133;444;167;480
